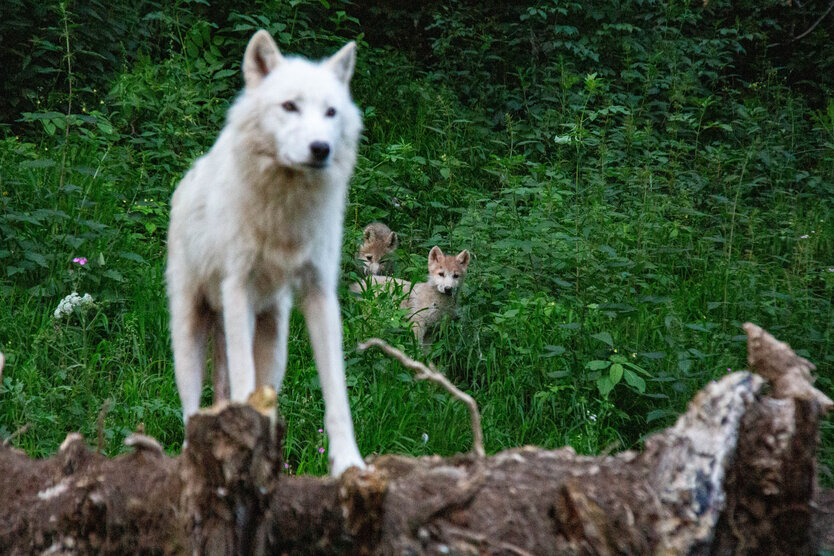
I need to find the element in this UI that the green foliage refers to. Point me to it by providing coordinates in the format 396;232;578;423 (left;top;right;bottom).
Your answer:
0;0;832;478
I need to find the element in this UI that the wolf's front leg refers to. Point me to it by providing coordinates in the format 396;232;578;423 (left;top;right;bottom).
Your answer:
170;293;210;423
411;319;427;346
212;321;229;402
254;289;292;392
301;288;365;476
221;276;257;402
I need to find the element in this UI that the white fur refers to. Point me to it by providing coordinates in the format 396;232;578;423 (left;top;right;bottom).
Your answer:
166;30;364;476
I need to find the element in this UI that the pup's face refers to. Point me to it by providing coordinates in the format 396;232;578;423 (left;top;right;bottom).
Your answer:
359;229;398;276
242;31;362;170
426;246;470;295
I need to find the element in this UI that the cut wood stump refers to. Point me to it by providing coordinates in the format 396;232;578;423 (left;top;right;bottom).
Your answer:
0;323;831;554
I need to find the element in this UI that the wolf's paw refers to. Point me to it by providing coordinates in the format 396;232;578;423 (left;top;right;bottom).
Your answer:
329;449;366;477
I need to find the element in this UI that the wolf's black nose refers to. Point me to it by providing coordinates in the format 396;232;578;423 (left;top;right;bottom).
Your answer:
444;286;453;294
310;141;330;162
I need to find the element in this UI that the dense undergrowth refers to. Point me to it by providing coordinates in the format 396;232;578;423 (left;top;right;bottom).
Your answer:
1;0;832;477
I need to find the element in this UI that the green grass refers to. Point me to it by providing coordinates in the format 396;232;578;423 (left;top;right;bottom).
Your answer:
1;1;832;478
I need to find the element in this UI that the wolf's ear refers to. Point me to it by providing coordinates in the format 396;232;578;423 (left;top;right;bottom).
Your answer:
428;246;443;264
456;250;470;269
387;231;398;250
326;41;357;84
363;226;374;241
243;30;283;89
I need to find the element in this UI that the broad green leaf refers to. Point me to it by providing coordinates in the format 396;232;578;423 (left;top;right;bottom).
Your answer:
624;361;652;376
597;376;614;398
591;331;614;347
541;345;565;358
586;360;611;371
103;269;124;282
64;236;84;249
25;252;48;267
213;69;236;79
609;363;623;384
624;369;646;393
20;159;56;169
119;252;148;265
646;409;678;423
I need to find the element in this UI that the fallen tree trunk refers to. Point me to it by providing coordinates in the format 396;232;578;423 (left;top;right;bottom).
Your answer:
0;323;831;554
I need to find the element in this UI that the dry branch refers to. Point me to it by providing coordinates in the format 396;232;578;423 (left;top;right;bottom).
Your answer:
790;0;834;42
357;337;485;459
0;324;831;554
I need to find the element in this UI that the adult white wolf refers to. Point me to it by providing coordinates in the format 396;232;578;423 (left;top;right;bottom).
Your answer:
166;30;364;475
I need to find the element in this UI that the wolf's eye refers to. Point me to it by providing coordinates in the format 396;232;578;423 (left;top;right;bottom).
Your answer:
438;272;445;277
453;274;459;279
282;101;299;112
365;255;373;261
325;107;337;117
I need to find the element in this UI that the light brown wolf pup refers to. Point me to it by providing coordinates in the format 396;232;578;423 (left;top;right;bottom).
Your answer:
357;222;397;276
349;246;470;348
404;246;470;347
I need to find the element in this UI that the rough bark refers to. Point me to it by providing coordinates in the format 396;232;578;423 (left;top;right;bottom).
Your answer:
0;323;830;555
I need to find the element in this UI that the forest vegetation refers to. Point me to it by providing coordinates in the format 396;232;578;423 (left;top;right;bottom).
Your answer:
0;0;832;477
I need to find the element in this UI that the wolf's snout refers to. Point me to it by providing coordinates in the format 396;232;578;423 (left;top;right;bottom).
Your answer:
310;141;331;162
443;286;454;294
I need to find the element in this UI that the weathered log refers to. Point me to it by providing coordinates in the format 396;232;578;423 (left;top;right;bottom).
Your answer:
0;323;830;554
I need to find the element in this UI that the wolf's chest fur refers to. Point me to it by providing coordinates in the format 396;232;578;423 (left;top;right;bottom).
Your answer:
405;283;457;325
244;168;337;252
237;167;344;298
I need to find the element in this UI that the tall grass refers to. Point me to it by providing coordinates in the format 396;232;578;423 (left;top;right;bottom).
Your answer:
1;1;832;478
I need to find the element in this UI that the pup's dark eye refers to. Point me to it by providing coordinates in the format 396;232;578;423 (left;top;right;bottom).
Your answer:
438;272;445;277
366;255;373;261
453;274;459;279
282;101;299;112
325;107;337;117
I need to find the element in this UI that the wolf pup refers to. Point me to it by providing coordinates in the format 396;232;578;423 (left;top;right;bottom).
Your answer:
404;246;470;347
166;30;364;476
358;222;397;276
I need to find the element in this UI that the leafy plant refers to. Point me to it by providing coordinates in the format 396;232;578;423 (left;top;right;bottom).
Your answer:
0;0;831;479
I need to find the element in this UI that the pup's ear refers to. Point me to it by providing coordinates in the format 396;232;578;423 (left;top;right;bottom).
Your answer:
428;246;443;265
363;226;374;241
387;231;398;250
456;250;470;269
326;41;357;84
243;30;283;89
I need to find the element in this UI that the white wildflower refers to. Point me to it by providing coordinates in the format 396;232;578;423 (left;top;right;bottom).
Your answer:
53;292;94;319
421;432;429;444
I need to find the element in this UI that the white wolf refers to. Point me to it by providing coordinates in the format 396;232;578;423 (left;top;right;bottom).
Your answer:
166;30;364;476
